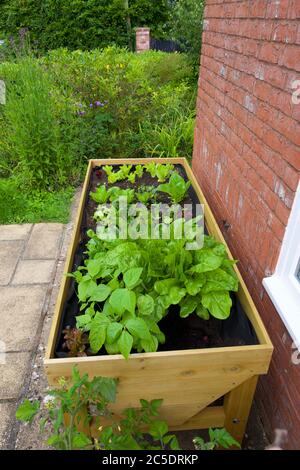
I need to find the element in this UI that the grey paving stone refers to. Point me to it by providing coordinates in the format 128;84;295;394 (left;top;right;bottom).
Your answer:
23;223;63;260
12;260;56;285
0;402;14;449
0;286;46;351
0;352;31;399
0;224;32;241
0;241;23;286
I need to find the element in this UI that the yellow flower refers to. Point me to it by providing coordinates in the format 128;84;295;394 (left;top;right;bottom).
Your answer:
106;65;110;70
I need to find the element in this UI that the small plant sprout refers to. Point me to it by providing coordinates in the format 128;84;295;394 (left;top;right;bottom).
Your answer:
155;163;174;182
135;165;144;178
127;172;136;184
144;162;157;178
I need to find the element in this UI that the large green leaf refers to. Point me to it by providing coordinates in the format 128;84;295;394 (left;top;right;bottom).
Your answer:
89;284;112;302
86;259;102;278
106;322;123;344
124;267;143;289
118;330;133;359
125;318;151;340
137;294;154;316
78;279;111;303
179;295;198;318
109;288;136;315
191;249;223;273
89;313;110;353
185;275;206;296
72;432;92;450
202;269;238;293
154;278;178;295
16;399;40;423
168;286;186;305
201;291;232;320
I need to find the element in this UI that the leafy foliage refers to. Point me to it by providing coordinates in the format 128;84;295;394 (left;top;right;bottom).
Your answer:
0;0;171;53
157;172;191;203
16;366;239;451
0;50;194;197
72;211;238;358
193;428;241;450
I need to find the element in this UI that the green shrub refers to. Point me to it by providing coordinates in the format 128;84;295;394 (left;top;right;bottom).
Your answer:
0;57;79;189
0;0;171;53
0;177;74;224
0;48;195;222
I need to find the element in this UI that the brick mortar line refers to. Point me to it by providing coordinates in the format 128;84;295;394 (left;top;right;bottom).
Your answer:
194;113;290;239
3;224;67;450
7;224;34;287
202;34;300;81
199;59;299;167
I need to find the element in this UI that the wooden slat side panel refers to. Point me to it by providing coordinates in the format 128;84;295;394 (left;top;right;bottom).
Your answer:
182;159;273;348
224;375;259;446
89;406;225;436
45;161;93;359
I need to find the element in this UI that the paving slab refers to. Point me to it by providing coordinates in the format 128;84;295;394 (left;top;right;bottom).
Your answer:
23;223;63;260
0;286;46;351
0;352;31;399
0;403;14;449
0;224;32;241
12;260;56;285
0;241;23;286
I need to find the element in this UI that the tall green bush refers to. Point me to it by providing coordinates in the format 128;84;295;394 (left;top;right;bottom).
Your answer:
0;57;78;189
0;0;171;52
0;48;195;193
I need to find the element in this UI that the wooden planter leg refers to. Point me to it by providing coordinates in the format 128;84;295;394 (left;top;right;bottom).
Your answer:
224;375;258;447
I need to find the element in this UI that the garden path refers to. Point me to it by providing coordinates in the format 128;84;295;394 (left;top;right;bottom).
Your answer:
0;191;80;449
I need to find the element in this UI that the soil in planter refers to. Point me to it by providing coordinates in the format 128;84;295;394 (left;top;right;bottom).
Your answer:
54;164;258;358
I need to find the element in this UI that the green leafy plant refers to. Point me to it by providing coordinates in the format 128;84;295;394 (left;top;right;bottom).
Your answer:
144;163;157;178
134;165;144;178
72;224;238;359
155;163;174;182
62;326;89;357
90;185;110;204
157;172;191;203
16;366;117;450
193;428;241;450
16;367;239;451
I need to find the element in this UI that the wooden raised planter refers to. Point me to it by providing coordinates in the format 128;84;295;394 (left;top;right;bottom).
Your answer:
45;158;273;444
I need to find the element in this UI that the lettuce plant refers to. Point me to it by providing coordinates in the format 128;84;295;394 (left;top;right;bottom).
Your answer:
157;172;191;203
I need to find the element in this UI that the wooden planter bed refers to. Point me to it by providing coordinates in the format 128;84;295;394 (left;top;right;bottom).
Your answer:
45;158;273;445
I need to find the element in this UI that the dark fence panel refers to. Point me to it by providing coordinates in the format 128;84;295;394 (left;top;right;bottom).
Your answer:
150;38;182;53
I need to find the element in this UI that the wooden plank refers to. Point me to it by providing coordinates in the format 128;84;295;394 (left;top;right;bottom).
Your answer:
45;161;93;359
89;406;225;437
45;345;270;426
223;375;259;446
182;158;273;349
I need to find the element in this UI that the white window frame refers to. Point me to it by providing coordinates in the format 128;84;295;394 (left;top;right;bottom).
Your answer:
263;180;300;349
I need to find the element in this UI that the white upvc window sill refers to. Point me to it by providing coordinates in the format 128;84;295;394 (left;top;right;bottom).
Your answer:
263;180;300;350
263;275;300;348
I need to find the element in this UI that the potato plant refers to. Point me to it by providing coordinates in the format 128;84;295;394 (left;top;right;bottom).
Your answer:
69;165;239;360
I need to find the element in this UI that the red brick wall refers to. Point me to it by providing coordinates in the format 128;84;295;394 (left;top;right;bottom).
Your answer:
192;0;300;449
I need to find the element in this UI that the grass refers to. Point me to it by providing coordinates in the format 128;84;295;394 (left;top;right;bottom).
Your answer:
0;177;75;224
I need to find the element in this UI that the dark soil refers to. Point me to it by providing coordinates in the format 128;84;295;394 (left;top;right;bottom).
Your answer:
55;164;258;358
